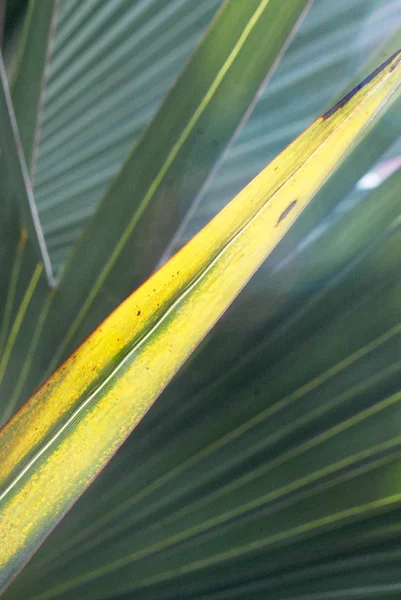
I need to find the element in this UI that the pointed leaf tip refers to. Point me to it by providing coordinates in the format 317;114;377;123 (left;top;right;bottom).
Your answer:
323;47;401;120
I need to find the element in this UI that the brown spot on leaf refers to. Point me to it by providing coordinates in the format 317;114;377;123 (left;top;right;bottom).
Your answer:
276;200;297;227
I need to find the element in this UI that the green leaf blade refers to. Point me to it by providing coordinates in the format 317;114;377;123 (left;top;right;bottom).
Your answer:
10;0;58;176
0;56;53;284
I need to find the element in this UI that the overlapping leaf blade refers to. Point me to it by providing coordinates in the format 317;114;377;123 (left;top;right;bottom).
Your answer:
10;0;58;175
0;53;53;426
0;57;52;282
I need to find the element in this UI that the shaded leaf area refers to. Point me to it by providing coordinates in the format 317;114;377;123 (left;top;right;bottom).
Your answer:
10;0;58;175
0;237;50;427
5;48;401;600
0;1;59;425
34;0;224;270
0;55;52;427
1;0;27;60
0;57;52;282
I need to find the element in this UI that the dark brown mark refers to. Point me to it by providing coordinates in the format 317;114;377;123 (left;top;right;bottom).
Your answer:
390;52;401;72
137;310;141;316
322;47;401;120
276;200;297;227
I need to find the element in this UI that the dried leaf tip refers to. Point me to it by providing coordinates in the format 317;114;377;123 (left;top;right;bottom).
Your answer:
322;47;401;120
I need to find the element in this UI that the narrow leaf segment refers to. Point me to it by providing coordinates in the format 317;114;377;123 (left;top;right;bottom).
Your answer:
1;48;401;593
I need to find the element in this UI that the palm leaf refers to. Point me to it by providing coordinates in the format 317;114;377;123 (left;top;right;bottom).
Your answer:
3;40;401;600
2;1;401;599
